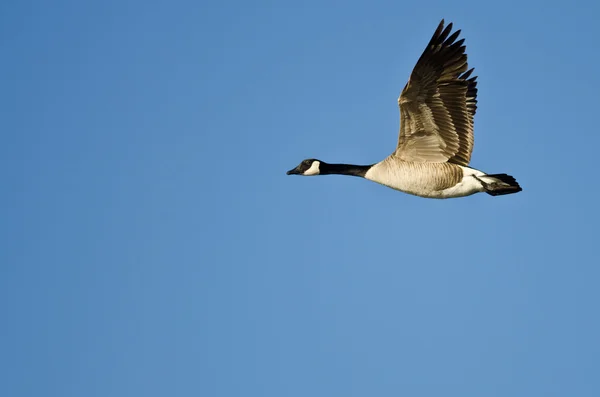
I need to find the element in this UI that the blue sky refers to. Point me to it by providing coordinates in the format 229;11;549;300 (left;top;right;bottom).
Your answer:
2;0;600;396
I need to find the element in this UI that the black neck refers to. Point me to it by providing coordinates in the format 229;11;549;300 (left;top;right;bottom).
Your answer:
320;162;372;177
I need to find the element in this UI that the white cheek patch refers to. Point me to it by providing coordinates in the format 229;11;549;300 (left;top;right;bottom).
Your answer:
303;161;320;176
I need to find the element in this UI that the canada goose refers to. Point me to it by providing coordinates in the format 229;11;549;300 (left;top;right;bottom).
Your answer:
287;20;522;199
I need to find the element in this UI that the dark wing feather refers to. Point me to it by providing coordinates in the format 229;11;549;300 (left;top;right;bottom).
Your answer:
395;20;478;166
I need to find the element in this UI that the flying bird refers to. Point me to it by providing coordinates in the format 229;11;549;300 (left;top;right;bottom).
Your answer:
287;20;521;199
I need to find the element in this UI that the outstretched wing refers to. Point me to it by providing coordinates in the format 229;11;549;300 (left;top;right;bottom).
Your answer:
395;20;478;166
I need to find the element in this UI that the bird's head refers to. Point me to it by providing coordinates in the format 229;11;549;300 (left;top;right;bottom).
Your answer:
286;159;322;176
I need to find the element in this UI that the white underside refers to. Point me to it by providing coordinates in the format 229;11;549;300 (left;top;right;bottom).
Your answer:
364;162;489;199
434;167;486;198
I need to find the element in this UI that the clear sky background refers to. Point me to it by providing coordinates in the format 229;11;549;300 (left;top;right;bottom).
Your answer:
2;0;599;396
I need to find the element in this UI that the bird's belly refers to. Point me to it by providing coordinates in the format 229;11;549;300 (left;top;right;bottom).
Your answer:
364;161;485;199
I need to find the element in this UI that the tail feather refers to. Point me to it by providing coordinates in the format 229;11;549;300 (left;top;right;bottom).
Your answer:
479;174;522;196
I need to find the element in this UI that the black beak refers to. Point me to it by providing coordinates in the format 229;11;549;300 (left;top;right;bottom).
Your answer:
287;167;300;175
